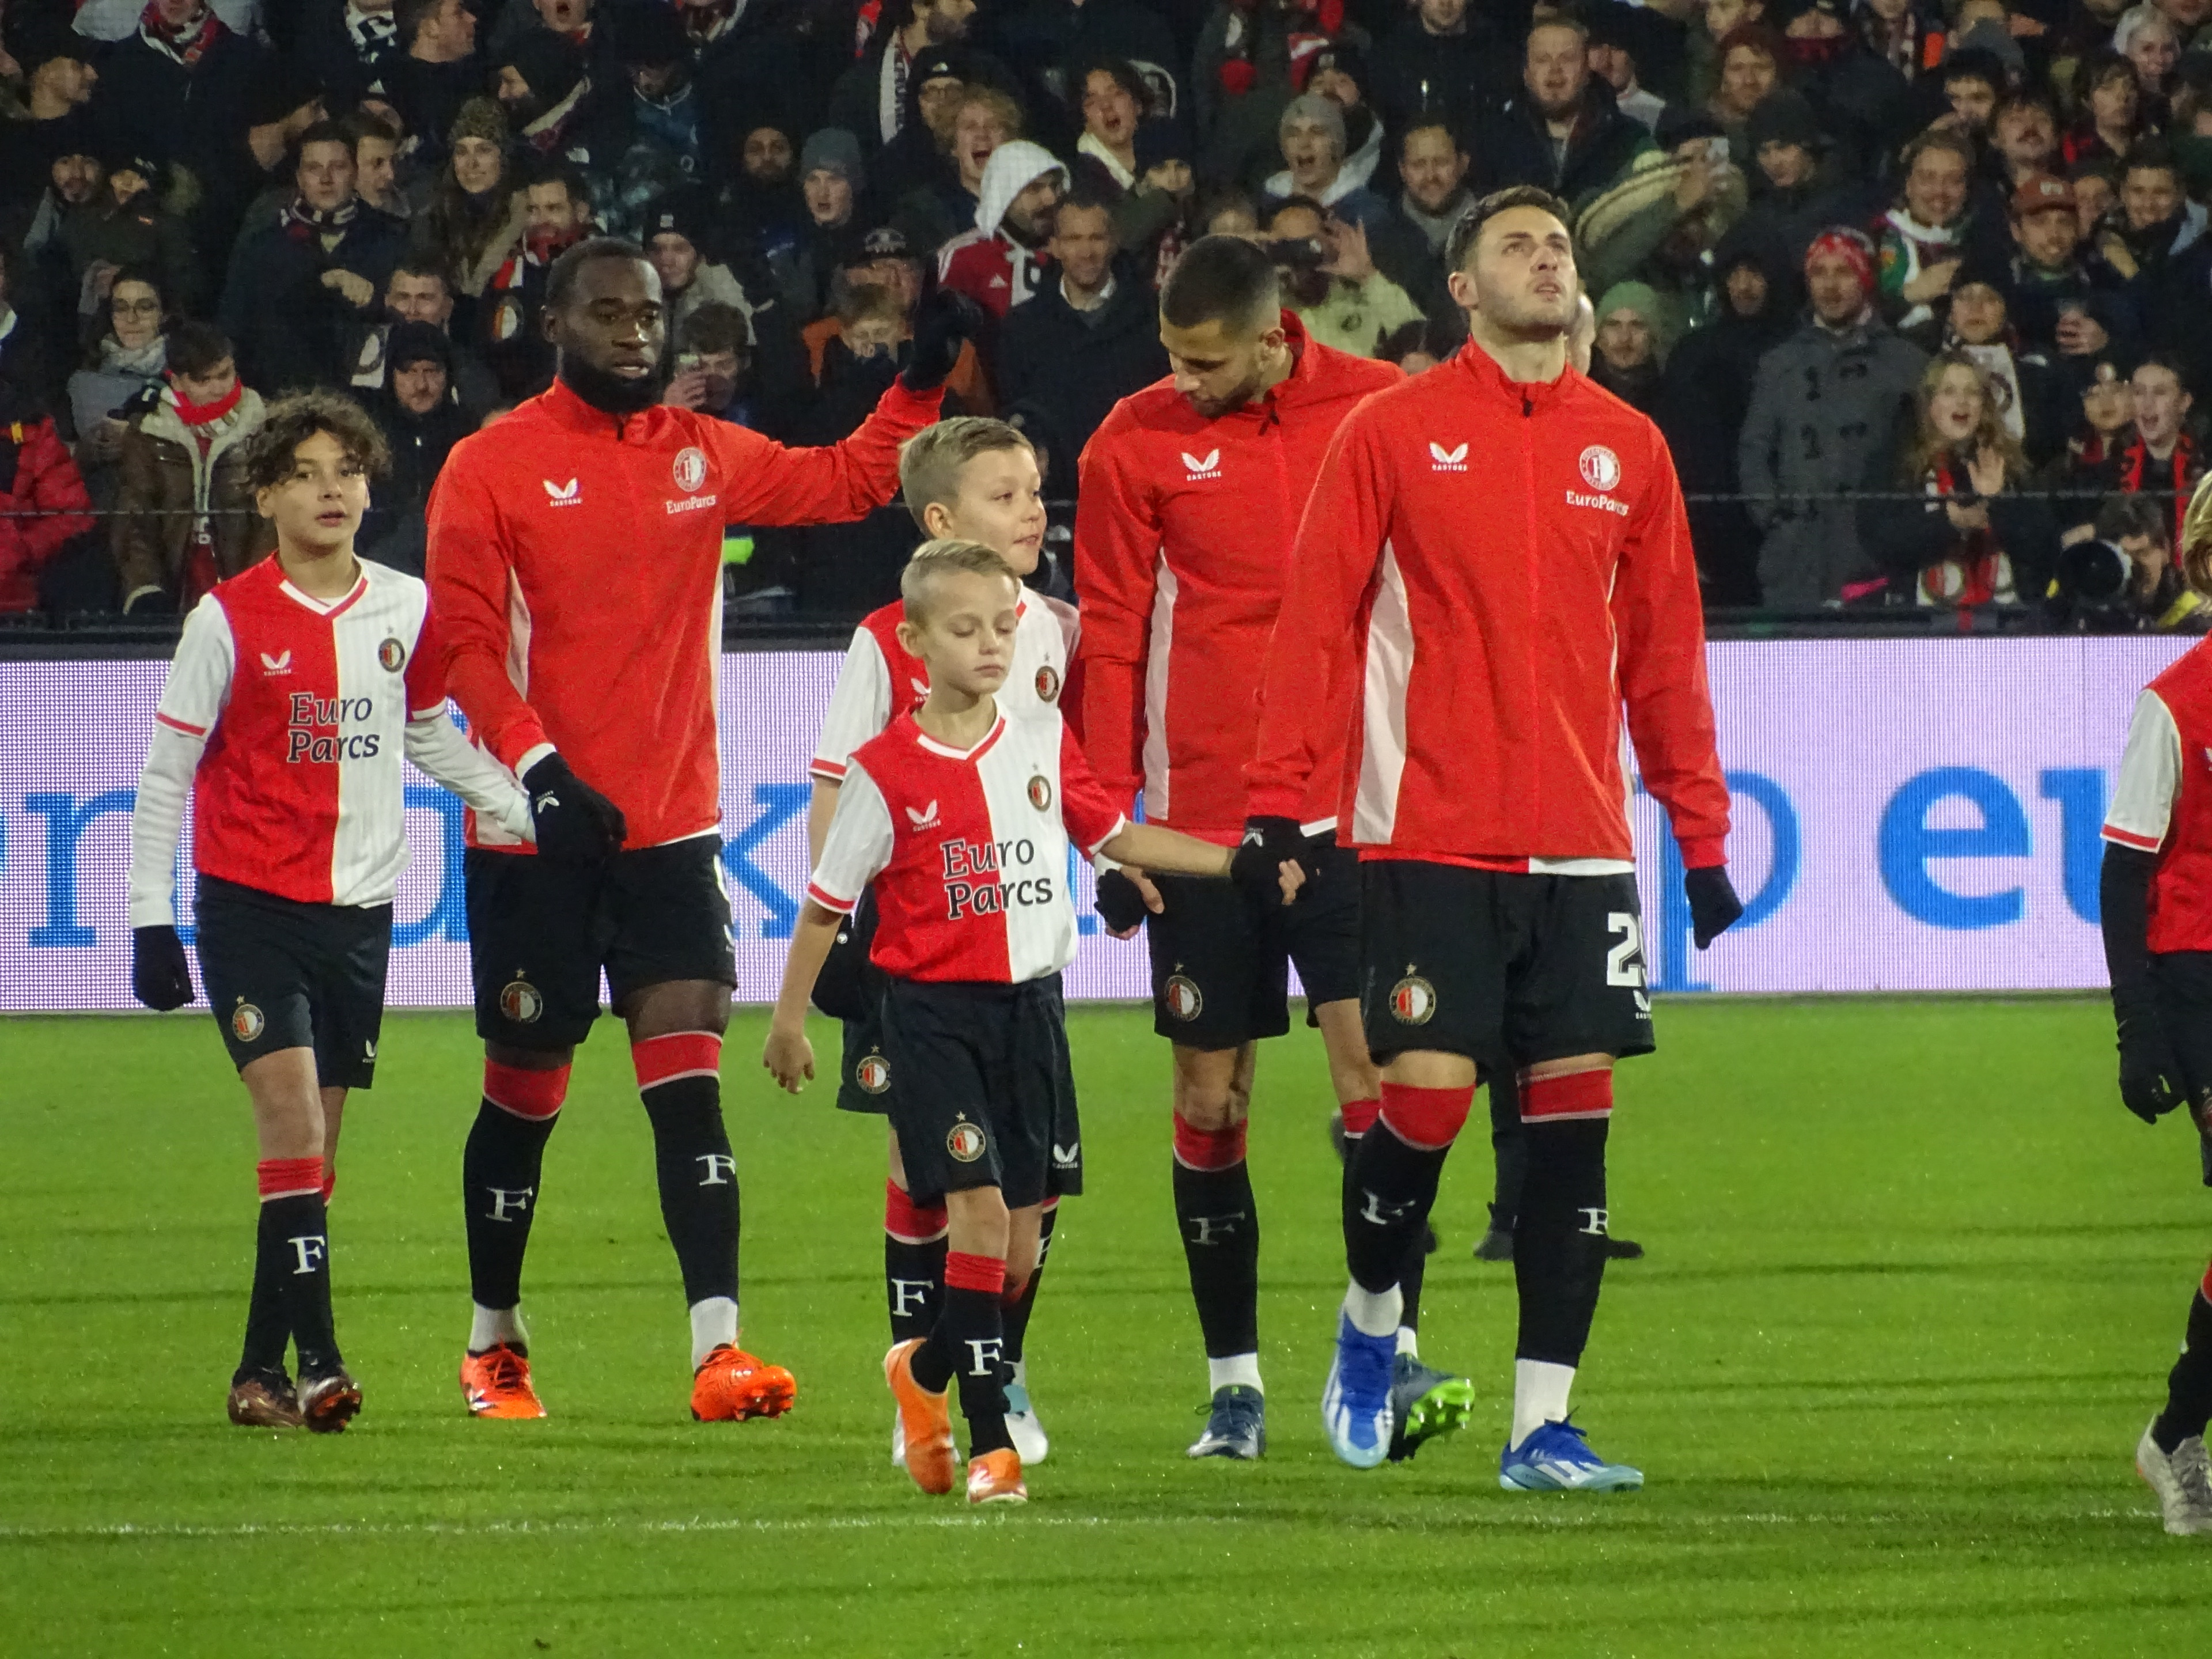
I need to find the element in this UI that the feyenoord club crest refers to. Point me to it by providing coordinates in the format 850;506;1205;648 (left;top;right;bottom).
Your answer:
856;1052;892;1094
232;1002;265;1042
1027;774;1053;811
499;979;544;1024
672;446;709;494
378;636;406;673
1578;445;1622;491
946;1118;987;1163
1035;663;1061;702
1390;974;1437;1025
1164;974;1203;1021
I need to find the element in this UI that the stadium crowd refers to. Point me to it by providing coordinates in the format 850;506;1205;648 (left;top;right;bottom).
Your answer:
7;0;2212;625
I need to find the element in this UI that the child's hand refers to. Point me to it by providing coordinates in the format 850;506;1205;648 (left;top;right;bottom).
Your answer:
763;1025;816;1094
1277;859;1305;904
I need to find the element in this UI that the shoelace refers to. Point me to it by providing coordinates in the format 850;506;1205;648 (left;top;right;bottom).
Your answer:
480;1349;528;1391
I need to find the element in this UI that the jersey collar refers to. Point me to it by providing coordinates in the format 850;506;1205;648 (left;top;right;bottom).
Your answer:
908;709;1006;762
1455;337;1576;414
272;562;369;618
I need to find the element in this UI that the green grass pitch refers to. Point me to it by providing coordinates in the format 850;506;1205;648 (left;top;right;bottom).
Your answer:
3;997;2209;1656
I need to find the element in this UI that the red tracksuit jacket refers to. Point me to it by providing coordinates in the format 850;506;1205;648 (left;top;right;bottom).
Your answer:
427;374;942;850
1248;343;1730;868
1075;315;1401;843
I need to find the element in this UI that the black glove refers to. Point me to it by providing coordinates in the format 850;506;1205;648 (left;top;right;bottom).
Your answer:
2116;1002;2187;1124
1094;868;1151;933
523;753;627;866
811;895;880;1022
1230;815;1311;906
1684;865;1744;949
902;290;983;392
132;924;194;1011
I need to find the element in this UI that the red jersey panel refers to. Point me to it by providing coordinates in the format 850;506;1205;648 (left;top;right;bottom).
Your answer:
427;374;942;850
1075;314;1400;844
808;709;1126;983
2104;638;2212;953
1247;344;1730;868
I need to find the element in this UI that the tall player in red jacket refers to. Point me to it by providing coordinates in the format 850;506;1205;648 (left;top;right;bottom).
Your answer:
1245;188;1745;1481
1076;236;1443;1463
426;238;961;1423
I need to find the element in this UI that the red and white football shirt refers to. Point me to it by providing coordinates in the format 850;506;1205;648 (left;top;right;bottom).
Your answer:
810;592;1078;782
807;708;1126;983
2104;638;2212;953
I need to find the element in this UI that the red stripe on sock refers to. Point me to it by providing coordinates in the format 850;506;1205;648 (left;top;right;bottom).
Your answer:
632;1032;723;1090
1519;1068;1613;1122
257;1157;324;1199
1378;1082;1472;1151
484;1060;570;1120
1002;1271;1032;1305
321;1170;337;1205
2201;1259;2211;1302
885;1180;948;1244
945;1251;1006;1295
1340;1097;1380;1136
1172;1113;1247;1171
1041;1195;1060;1214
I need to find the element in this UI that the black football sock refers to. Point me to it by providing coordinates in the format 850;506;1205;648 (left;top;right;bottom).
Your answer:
1343;1085;1471;1296
1512;1080;1613;1366
885;1180;948;1347
1488;1072;1528;1233
241;1158;320;1379
255;1160;339;1375
2153;1275;2212;1453
464;1063;567;1329
1339;1101;1427;1335
635;1036;740;1306
922;1251;1010;1456
1173;1115;1260;1363
1001;1200;1056;1367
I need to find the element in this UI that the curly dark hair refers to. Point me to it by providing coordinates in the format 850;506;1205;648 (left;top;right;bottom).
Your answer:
241;390;392;494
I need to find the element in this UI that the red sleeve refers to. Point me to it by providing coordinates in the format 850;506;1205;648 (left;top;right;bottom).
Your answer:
699;379;944;526
19;422;94;566
404;605;449;717
1072;418;1158;808
1246;408;1389;818
1612;427;1730;868
1058;720;1128;857
425;442;549;771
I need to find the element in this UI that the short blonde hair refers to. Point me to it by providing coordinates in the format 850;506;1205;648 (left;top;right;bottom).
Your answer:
2182;472;2212;596
900;538;1020;622
898;416;1035;530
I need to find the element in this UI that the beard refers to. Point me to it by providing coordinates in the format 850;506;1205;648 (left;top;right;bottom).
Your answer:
560;353;667;414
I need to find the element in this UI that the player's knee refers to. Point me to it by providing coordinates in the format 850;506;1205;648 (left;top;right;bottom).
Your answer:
1172;1111;1248;1169
885;1179;948;1243
1171;1060;1248;1130
945;1185;1011;1255
885;1128;909;1189
484;1058;571;1122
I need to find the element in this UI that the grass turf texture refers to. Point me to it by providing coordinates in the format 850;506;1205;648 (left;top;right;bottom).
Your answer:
2;998;2207;1656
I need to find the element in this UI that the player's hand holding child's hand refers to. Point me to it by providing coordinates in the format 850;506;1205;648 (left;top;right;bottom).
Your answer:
1093;866;1164;937
763;1024;816;1094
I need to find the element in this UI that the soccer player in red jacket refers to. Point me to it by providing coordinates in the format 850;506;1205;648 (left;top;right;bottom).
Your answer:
426;238;963;1423
764;540;1301;1503
1245;187;1745;1482
1074;236;1433;1463
127;392;535;1432
2099;484;2212;1536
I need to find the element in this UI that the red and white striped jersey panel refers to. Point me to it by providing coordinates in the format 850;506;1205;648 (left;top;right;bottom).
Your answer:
2105;639;2212;952
157;558;443;908
808;709;1126;983
809;593;1074;782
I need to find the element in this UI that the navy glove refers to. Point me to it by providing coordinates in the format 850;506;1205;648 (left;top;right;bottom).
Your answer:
902;290;983;392
1094;868;1151;933
524;753;627;866
1232;815;1310;906
132;924;194;1011
1685;865;1744;949
2115;1000;2187;1124
811;896;881;1022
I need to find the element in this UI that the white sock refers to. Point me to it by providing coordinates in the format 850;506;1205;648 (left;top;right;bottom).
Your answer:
1509;1358;1575;1450
1343;1281;1403;1339
1208;1352;1264;1395
688;1296;739;1369
469;1302;527;1353
1395;1327;1419;1358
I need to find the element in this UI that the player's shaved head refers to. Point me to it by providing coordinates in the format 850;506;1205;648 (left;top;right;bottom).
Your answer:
900;538;1020;623
1160;234;1280;338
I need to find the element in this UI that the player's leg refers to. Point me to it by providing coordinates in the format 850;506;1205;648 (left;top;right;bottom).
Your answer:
459;847;598;1419
2137;955;2212;1533
1001;979;1080;1466
1474;1073;1523;1261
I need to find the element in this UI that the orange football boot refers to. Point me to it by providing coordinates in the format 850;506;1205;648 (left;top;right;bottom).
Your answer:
460;1343;547;1419
297;1369;363;1434
967;1449;1027;1505
884;1339;956;1495
691;1344;797;1421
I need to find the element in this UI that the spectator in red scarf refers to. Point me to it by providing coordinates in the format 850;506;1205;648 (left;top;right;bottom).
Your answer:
2087;351;2206;546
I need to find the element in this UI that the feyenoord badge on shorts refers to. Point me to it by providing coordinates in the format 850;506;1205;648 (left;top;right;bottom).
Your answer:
1164;973;1203;1021
1390;973;1436;1025
1027;774;1053;811
499;979;544;1024
1035;663;1060;702
856;1052;891;1094
377;636;406;673
231;1001;265;1042
946;1117;987;1162
672;446;708;494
